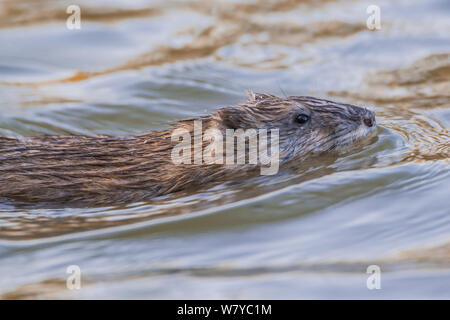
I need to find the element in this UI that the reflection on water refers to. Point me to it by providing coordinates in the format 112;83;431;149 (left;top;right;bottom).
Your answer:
0;0;449;299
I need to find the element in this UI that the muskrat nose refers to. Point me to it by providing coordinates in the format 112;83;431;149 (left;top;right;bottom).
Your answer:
363;111;376;127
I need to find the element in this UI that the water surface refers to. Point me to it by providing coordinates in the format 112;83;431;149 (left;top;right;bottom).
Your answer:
0;0;449;299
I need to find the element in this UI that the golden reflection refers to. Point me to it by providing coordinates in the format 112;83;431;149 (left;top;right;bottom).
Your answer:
2;239;449;299
330;54;450;109
0;0;160;28
1;0;362;86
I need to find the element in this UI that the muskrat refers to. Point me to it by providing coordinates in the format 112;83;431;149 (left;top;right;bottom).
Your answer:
0;93;376;206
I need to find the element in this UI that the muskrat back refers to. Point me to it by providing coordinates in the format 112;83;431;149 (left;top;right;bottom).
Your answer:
0;93;376;206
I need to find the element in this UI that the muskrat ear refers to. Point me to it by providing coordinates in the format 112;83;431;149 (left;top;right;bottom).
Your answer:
246;91;277;102
246;90;256;101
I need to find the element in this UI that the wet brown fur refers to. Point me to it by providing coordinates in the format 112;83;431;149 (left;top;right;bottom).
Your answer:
0;93;376;206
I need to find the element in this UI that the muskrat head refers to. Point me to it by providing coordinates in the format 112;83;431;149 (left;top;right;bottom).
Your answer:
216;93;377;162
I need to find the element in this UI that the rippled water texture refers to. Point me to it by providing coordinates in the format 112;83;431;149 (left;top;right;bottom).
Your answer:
0;0;449;299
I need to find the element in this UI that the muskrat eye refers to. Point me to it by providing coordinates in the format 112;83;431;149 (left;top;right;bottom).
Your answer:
296;114;310;124
363;118;373;127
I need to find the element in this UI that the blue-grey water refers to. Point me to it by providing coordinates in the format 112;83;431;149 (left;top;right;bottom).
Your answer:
0;0;449;299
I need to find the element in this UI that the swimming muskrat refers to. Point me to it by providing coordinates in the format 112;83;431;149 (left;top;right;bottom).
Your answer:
0;93;376;206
